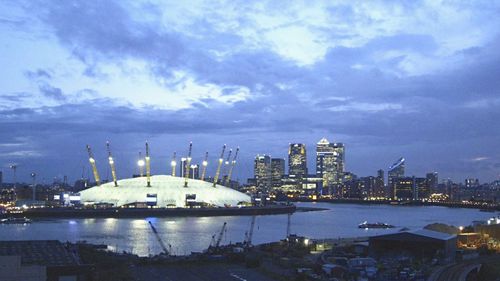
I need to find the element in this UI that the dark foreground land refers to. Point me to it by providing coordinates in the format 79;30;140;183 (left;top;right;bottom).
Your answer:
131;264;276;281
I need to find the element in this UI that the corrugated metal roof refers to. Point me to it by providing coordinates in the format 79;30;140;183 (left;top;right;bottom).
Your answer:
370;229;457;241
410;229;456;240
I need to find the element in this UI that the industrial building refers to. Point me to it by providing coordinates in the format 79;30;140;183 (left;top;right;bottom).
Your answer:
369;229;457;263
79;175;251;208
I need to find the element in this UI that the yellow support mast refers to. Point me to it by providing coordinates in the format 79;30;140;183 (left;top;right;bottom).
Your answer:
225;147;239;187
145;142;151;187
184;142;193;187
213;144;226;187
200;151;208;181
170;151;177;176
222;149;232;186
138;152;144;177
86;145;101;186
106;141;118;187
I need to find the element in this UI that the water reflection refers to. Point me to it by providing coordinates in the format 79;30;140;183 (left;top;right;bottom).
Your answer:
0;202;496;256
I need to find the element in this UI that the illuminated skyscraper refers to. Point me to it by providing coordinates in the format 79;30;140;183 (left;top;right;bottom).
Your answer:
254;155;271;189
316;138;345;187
426;172;438;193
388;157;405;199
288;144;307;183
271;158;285;188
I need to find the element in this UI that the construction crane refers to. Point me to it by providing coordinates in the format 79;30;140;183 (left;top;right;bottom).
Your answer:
213;144;226;187
145;142;151;187
225;147;239;186
208;222;227;253
148;221;170;256
170;152;177;176
215;222;227;249
106;141;118;187
184;142;193;187
86;145;101;186
244;216;256;248
200;152;208;181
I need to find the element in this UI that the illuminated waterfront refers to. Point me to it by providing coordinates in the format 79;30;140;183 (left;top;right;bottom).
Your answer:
1;202;495;256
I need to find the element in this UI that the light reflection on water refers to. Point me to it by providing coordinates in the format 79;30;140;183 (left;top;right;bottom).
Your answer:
0;202;496;256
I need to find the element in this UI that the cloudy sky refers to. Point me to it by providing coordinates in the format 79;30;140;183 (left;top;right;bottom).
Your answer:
1;0;499;184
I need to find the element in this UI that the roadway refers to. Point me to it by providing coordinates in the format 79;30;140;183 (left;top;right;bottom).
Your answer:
428;255;500;281
132;263;277;281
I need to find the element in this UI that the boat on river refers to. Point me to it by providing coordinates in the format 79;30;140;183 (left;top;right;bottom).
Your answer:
358;221;394;229
0;217;32;224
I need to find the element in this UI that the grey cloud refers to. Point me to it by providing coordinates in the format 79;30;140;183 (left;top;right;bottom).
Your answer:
38;83;66;101
25;69;52;80
3;0;500;182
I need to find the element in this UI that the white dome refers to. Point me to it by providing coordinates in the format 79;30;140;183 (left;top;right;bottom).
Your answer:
79;175;251;208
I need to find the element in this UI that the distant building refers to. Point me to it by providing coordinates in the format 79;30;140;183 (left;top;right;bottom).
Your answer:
465;178;479;189
0;170;3;188
73;179;89;192
288;143;308;186
414;177;430;200
376;169;385;197
303;175;323;195
426;172;439;193
388;157;405;199
393;176;430;200
271;158;285;188
254;155;271;189
190;164;199;179
179;158;188;178
316;138;345;188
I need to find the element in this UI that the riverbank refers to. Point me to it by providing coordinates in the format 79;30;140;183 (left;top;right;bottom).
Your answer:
293;198;500;211
3;204;296;219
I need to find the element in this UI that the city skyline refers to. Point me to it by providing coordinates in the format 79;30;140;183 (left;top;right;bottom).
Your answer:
0;137;494;186
1;1;500;183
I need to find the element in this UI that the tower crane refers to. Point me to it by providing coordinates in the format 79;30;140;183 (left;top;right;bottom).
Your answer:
148;221;170;256
106;141;118;187
200;152;208;181
145;142;151;187
170;152;177;176
244;216;256;248
86;145;101;186
184;142;193;187
225;147;239;187
213;144;226;187
215;222;227;249
208;222;227;253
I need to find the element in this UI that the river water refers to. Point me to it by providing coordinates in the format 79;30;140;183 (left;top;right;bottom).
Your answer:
0;202;496;256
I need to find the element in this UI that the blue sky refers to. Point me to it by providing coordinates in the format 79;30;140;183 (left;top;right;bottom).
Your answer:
1;0;499;184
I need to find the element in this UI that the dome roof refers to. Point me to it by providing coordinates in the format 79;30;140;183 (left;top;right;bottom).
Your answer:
79;175;251;208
